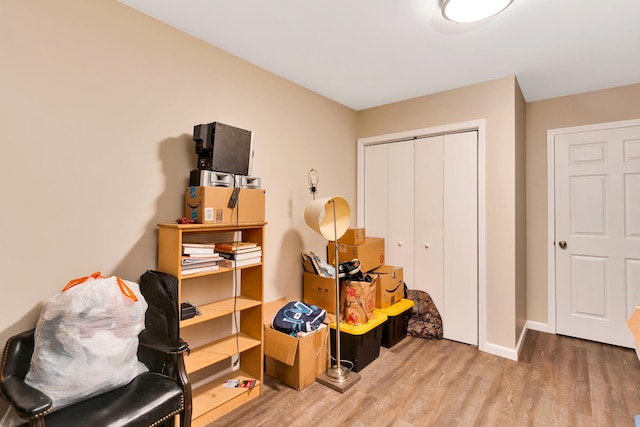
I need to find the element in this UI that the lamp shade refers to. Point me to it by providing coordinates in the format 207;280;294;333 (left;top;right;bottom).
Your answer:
304;196;350;241
442;0;513;23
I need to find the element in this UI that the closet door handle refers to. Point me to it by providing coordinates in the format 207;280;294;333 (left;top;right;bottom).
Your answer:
558;240;567;249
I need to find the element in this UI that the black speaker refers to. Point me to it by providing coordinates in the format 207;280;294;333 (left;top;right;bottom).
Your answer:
193;122;253;176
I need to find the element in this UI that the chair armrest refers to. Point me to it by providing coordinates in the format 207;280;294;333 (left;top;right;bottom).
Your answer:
0;375;52;418
139;330;189;355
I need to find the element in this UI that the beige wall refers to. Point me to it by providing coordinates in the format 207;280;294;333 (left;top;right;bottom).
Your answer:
515;79;528;341
0;0;357;346
526;83;640;324
358;76;525;350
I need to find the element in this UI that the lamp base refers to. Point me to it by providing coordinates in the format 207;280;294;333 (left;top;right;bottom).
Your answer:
316;365;361;393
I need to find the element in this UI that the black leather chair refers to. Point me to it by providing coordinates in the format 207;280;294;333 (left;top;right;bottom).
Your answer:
0;271;192;427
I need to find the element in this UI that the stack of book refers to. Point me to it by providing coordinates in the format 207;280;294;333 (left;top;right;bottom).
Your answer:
215;241;262;268
181;243;222;275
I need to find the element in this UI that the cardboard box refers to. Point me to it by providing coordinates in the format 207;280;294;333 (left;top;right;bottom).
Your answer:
328;237;385;273
627;304;640;361
337;228;366;245
263;298;329;390
369;265;405;309
184;186;265;224
303;272;336;314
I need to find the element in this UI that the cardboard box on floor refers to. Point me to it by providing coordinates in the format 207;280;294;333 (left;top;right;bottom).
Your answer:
263;298;329;390
369;265;405;309
626;304;640;361
184;186;265;224
328;237;385;273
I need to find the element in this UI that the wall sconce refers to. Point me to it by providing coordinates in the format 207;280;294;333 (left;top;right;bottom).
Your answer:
308;168;319;199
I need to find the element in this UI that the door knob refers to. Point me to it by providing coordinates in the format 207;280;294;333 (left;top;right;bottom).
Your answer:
558;240;567;250
397;241;403;247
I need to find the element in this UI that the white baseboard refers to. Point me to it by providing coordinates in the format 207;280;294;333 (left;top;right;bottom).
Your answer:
481;341;519;361
481;321;554;361
526;320;554;334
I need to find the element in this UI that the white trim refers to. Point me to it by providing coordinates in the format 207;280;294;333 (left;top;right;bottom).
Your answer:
526;320;553;334
483;342;518;361
356;119;490;355
514;324;530;361
546;118;640;335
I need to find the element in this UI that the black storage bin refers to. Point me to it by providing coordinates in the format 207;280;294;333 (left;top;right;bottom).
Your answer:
329;313;387;372
379;298;414;348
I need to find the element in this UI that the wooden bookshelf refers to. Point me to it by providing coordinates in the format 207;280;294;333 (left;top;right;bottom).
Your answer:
157;222;265;426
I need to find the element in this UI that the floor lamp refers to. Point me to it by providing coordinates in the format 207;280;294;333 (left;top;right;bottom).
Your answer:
304;196;361;393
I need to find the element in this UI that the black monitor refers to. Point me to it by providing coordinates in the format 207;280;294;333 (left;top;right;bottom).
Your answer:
193;122;254;176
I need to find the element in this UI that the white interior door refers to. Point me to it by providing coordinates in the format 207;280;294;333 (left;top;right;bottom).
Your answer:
443;132;478;345
415;136;444;312
387;140;415;283
555;125;640;348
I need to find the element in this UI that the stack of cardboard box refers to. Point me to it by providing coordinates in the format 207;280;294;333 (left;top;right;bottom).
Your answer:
265;228;415;390
304;227;406;315
301;228;411;373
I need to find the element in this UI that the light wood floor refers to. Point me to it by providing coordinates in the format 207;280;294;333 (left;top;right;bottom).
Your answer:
212;331;640;426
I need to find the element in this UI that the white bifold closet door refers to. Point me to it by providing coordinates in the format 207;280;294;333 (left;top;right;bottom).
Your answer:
363;131;478;345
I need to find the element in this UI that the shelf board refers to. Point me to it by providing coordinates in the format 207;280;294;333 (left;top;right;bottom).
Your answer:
181;296;261;328
178;262;262;279
158;222;267;231
191;370;261;426
185;333;261;374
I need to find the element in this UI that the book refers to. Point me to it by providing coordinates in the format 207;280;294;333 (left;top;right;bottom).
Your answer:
223;379;256;389
219;257;261;268
181;264;220;275
215;246;261;255
214;242;259;254
182;253;222;259
182;242;216;249
181;257;221;266
219;250;263;261
183;246;216;255
182;260;220;267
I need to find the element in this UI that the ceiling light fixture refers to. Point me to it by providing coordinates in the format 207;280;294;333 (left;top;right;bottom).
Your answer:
442;0;514;23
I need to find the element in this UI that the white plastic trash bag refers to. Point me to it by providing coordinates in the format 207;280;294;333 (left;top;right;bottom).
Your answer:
24;272;149;411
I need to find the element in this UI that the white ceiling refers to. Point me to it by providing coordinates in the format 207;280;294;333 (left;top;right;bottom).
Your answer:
119;0;640;111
